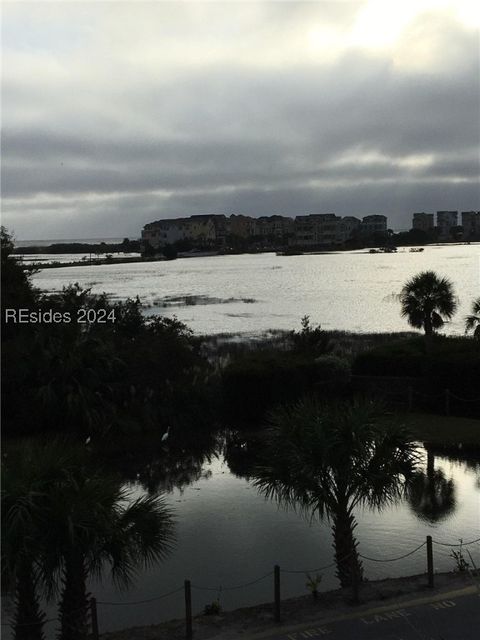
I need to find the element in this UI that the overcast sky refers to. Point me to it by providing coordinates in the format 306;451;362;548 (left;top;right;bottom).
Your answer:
2;0;479;240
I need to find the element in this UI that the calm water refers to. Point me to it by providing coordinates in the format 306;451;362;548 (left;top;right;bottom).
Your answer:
4;445;477;637
32;244;480;335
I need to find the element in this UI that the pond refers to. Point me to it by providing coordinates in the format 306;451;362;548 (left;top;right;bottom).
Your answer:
4;434;478;637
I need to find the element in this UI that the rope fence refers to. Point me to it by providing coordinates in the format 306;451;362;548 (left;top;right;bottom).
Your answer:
4;535;479;639
367;382;480;416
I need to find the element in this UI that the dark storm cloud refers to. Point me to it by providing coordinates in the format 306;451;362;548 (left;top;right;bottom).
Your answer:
2;1;479;238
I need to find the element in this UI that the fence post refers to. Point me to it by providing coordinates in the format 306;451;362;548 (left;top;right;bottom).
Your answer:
274;565;281;623
185;579;193;640
445;389;450;416
407;386;413;412
426;536;434;588
90;597;99;640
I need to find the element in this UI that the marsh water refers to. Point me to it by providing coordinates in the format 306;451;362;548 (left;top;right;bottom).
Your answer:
31;244;480;336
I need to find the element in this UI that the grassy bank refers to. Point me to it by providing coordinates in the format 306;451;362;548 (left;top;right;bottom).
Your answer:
400;413;480;446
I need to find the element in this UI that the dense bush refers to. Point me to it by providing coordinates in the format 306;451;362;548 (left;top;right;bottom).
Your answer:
353;336;480;415
222;349;351;423
352;337;427;377
1;237;214;438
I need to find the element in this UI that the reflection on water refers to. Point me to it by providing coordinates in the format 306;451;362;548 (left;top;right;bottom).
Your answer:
3;430;479;638
407;450;456;523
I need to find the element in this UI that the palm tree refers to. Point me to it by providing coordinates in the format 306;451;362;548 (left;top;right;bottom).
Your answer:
45;470;175;640
253;399;418;588
399;271;457;336
2;442;175;640
465;297;480;339
2;442;76;640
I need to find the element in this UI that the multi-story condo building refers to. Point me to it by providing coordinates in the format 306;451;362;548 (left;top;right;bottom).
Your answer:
142;218;190;249
359;215;387;236
142;212;390;250
229;214;257;237
461;211;480;240
412;212;435;232
339;216;361;242
256;215;294;239
293;214;343;246
437;211;458;239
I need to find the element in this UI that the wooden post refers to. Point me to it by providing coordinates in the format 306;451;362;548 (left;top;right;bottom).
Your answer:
274;565;281;623
407;386;413;412
445;389;450;416
90;597;99;640
185;579;193;640
427;536;434;588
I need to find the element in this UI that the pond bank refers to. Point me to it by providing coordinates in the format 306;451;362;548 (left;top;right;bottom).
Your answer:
100;571;477;640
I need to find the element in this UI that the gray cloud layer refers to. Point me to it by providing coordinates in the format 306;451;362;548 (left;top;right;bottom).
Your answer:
2;1;479;239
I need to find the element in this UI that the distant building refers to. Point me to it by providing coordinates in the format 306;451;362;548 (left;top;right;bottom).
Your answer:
256;215;294;239
437;211;458;239
412;212;434;232
142;218;189;249
339;216;361;242
229;215;257;238
461;211;480;240
293;214;343;246
360;215;387;236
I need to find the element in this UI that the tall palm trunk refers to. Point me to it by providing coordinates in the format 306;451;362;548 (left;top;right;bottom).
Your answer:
331;506;363;588
58;551;89;640
13;560;46;640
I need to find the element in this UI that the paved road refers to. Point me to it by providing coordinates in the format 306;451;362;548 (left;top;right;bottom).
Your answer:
259;586;479;640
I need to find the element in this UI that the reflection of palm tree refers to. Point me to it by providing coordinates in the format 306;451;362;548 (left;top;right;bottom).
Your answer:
465;297;480;340
253;399;418;588
407;450;456;523
399;271;457;336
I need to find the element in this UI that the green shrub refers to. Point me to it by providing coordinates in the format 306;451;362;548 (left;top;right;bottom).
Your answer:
222;350;351;423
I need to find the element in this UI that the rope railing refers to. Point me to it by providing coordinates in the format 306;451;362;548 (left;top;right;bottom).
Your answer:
4;536;479;638
359;541;426;562
432;536;480;548
97;585;184;606
192;570;273;592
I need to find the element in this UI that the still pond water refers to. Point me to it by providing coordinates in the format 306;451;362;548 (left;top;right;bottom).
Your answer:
4;442;479;637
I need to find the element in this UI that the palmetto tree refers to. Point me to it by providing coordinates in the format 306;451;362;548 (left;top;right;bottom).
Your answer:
253;399;418;588
2;442;175;640
465;297;480;340
2;442;78;640
399;271;457;336
48;473;175;640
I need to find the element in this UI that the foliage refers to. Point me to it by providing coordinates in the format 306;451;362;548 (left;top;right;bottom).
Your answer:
451;542;470;573
2;264;213;437
465;297;480;340
399;271;457;335
2;440;175;640
162;244;178;260
203;600;222;616
305;573;322;598
290;315;333;356
221;349;345;423
252;398;418;587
